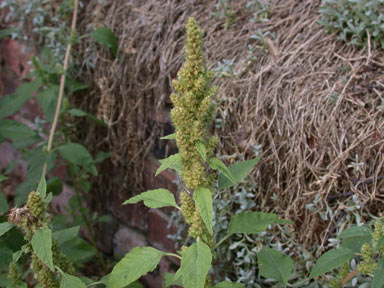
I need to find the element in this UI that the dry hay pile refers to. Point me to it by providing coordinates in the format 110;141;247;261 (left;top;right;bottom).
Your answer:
74;0;384;248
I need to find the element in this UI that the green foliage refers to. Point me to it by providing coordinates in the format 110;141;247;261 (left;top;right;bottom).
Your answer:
180;242;212;288
123;189;180;209
0;223;13;237
310;247;354;278
108;247;165;288
319;0;384;49
194;188;213;235
213;282;244;288
91;27;119;58
258;247;294;286
218;157;260;189
212;0;237;30
156;153;182;176
372;257;384;288
57;143;98;176
228;211;284;235
31;228;54;271
339;225;372;253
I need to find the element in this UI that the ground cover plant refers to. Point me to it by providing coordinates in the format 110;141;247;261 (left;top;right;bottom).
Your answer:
1;0;384;287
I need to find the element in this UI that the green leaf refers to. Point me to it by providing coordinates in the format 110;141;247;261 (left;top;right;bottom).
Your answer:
91;27;118;57
13;245;27;263
208;158;236;184
57;143;97;176
122;189;179;209
60;272;87;288
258;247;294;285
68;109;107;127
372;257;384;288
0;120;36;141
37;177;47;198
31;228;54;271
163;272;183;287
0;175;7;182
193;188;213;234
376;237;384;253
0;192;8;214
213;281;245;288
156;153;182;176
108;247;164;288
53;226;80;245
94;151;110;163
181;242;212;288
339;226;372;253
65;79;89;95
218;157;260;189
228;212;279;235
196;141;207;161
47;177;63;196
0;28;15;39
60;237;96;263
0;222;13;237
160;133;176;140
0;81;41;118
0;240;13;272
309;247;354;278
37;85;59;122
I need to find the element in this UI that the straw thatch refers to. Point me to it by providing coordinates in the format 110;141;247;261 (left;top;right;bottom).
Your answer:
73;0;384;248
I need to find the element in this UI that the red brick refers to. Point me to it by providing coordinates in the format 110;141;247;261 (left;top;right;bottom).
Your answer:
109;192;148;231
148;209;177;253
113;225;148;257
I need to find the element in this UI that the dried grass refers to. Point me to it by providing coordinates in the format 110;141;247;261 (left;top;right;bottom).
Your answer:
74;0;384;248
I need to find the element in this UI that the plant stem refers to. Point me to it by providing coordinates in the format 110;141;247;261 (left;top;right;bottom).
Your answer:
214;234;231;249
68;164;107;270
341;268;358;286
164;253;182;260
42;0;79;178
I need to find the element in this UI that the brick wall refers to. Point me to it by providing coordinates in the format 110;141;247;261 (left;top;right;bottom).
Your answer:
0;39;180;288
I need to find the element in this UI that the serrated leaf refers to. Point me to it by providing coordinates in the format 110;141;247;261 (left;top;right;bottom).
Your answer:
0;81;41;118
163;272;183;287
91;27;118;57
68;109;107;127
258;247;294;285
309;247;354;278
37;85;59;122
181;242;212;288
194;188;213;234
31;228;54;271
196;141;207;161
53;226;80;245
60;272;87;288
0;119;36;140
213;281;245;288
372;257;384;288
122;189;179;209
57;143;97;176
339;226;372;253
108;247;164;288
156;153;182;176
228;212;278;235
208;158;236;184
218;157;260;189
0;192;8;213
0;222;13;237
37;176;47;198
160;133;176;140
